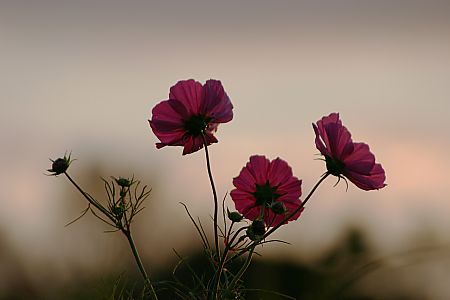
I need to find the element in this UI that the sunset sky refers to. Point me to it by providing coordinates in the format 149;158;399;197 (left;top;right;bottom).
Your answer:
1;0;450;298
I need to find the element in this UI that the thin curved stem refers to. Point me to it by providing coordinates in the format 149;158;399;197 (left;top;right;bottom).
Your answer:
64;172;115;223
264;172;330;239
123;229;158;300
228;245;256;290
213;224;248;299
201;133;220;259
64;172;158;299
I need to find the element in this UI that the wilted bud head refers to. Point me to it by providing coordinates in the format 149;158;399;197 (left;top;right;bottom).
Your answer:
271;201;286;215
115;177;132;188
251;219;266;236
227;209;243;222
48;155;71;175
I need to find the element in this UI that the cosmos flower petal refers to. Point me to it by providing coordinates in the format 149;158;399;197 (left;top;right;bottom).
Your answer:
182;133;219;155
151;99;186;124
313;123;328;156
169;80;203;115
333;124;353;158
202;79;234;123
149;99;188;148
230;190;255;210
150;79;233;155
247;155;271;186
268;158;293;187
343;142;376;175
315;113;341;154
369;163;387;188
231;155;303;226
321;112;341;125
233;167;257;193
167;99;190;120
283;202;303;221
346;163;386;190
152;130;186;148
319;114;353;159
277;177;302;203
242;207;261;222
313;113;386;191
181;137;199;155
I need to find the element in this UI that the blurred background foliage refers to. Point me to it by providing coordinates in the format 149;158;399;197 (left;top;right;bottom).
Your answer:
0;166;445;300
0;223;430;300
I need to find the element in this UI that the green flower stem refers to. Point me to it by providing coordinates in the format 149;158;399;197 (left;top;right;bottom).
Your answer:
64;172;115;223
123;229;158;300
201;133;220;259
263;172;330;239
226;226;248;253
213;224;248;299
64;172;158;299
228;245;256;291
120;186;130;227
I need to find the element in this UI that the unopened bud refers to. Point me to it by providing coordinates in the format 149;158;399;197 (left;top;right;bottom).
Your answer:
251;219;266;236
115;177;132;188
271;201;286;215
227;209;243;222
48;154;72;175
246;220;265;242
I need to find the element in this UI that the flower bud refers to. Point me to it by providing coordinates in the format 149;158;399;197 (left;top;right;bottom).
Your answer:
271;201;286;215
250;219;266;236
246;220;265;241
227;209;243;222
115;177;132;188
48;154;71;175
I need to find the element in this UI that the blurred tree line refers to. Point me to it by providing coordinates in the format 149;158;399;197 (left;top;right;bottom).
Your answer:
0;227;419;300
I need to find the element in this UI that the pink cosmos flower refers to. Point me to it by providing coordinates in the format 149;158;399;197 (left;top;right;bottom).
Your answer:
149;79;233;155
230;155;303;227
313;113;386;190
